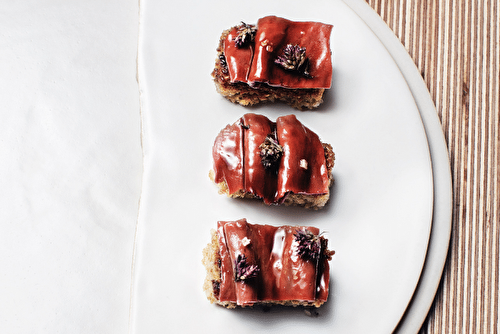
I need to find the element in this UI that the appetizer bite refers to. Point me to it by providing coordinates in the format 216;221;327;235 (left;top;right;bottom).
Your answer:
202;219;334;308
210;113;335;209
212;16;333;110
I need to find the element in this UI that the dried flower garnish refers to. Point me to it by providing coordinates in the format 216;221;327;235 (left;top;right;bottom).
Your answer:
234;254;259;282
212;280;221;299
234;22;257;48
219;53;228;75
294;228;321;262
259;130;283;173
274;44;312;77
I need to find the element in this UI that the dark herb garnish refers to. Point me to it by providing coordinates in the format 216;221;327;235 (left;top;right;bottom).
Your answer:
234;254;259;282
294;228;321;262
274;44;312;77
234;22;257;48
259;130;283;173
304;307;319;317
238;121;250;129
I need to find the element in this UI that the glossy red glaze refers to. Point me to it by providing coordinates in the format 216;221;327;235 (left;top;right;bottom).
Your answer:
217;219;330;306
224;27;253;83
212;113;329;204
223;16;333;89
241;114;278;204
276;115;330;199
212;120;244;194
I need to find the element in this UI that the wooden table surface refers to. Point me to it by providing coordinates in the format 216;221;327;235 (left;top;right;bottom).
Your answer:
365;1;499;332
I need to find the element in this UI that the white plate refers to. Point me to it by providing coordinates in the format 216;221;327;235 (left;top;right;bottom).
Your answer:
130;0;450;333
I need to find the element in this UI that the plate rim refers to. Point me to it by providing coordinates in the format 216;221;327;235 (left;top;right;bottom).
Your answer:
341;0;453;332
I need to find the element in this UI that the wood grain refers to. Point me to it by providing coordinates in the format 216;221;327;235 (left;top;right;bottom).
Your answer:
365;0;500;332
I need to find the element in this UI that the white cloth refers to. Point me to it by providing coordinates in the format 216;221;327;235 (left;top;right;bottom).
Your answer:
0;1;142;332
